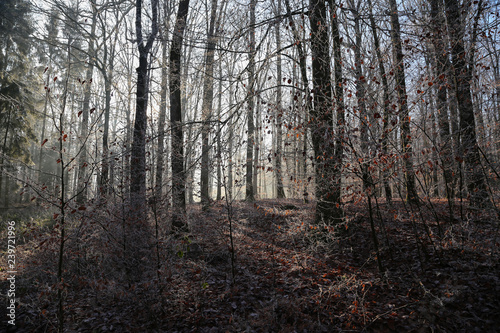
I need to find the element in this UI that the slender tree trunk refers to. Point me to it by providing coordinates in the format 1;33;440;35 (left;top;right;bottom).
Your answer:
430;106;440;197
216;59;222;201
102;26;119;197
253;84;260;198
388;0;418;203
155;32;168;200
200;0;218;207
0;107;11;207
275;2;285;199
246;0;256;202
352;3;371;192
330;0;345;222
155;1;171;202
56;38;72;333
182;42;195;204
227;60;236;200
65;85;76;199
285;0;310;202
100;71;112;196
170;0;190;233
367;0;392;202
124;66;133;191
39;66;51;196
445;52;461;197
429;0;454;203
76;2;95;205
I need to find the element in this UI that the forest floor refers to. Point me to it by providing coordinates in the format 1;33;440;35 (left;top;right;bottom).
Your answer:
1;198;499;332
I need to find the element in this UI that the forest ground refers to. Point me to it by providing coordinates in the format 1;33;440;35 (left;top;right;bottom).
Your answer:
1;197;499;332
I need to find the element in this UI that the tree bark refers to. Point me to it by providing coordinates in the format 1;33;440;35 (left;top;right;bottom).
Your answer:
310;0;342;224
388;0;419;203
429;0;454;203
170;0;190;233
351;2;371;192
367;0;392;202
216;58;222;201
131;0;158;210
284;0;310;202
246;0;256;202
155;1;172;203
201;0;218;208
444;0;489;207
275;0;286;199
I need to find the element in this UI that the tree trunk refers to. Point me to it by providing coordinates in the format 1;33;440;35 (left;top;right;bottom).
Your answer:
310;0;342;224
100;70;112;197
253;84;260;198
131;0;158;211
429;0;454;202
367;0;392;202
216;59;222;201
0;107;11;207
39;65;51;200
275;0;285;199
56;38;72;333
352;2;371;192
200;0;218;208
388;0;419;203
330;0;345;222
170;0;190;233
246;0;256;202
126;0;158;281
155;1;171;203
75;1;97;205
227;59;236;201
284;0;310;202
444;0;489;207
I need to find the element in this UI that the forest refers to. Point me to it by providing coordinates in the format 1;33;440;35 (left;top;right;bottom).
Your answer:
1;0;499;331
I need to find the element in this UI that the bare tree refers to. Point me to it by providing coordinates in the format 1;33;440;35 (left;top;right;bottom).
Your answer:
367;0;392;202
444;0;489;207
155;0;173;201
388;0;418;203
310;0;342;224
170;0;191;233
274;0;286;199
130;0;158;210
246;0;256;202
201;0;219;208
428;0;454;208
